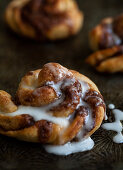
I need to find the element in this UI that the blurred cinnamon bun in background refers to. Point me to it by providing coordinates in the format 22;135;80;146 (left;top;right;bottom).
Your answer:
5;0;83;41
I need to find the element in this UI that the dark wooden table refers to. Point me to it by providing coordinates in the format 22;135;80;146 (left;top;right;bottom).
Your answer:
0;0;123;169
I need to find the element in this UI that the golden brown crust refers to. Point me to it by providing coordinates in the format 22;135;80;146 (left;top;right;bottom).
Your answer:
0;63;105;145
86;45;123;73
0;114;35;131
5;0;83;40
17;69;58;106
0;90;17;113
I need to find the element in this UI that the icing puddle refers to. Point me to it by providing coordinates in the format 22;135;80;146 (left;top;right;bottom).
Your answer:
102;104;123;143
44;137;94;155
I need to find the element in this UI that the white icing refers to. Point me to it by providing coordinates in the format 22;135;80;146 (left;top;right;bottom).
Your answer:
46;78;76;97
76;81;89;109
113;132;123;143
46;81;62;97
0;96;68;127
104;113;108;120
108;104;115;110
85;107;94;130
46;63;71;80
102;104;123;143
0;105;69;127
79;81;89;97
44;137;94;155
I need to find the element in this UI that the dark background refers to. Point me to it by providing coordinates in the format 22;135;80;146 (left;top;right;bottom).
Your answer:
0;0;123;170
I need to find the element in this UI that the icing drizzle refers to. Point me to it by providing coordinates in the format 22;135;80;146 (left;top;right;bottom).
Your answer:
102;104;123;143
44;137;94;155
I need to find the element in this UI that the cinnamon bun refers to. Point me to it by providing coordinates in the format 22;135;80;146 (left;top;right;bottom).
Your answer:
0;63;105;147
5;0;83;40
87;13;123;73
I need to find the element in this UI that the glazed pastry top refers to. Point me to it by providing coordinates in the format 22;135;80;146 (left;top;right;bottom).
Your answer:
0;63;105;144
